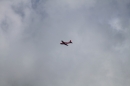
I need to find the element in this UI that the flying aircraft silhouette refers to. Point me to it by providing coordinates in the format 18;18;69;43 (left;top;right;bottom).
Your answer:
60;40;72;46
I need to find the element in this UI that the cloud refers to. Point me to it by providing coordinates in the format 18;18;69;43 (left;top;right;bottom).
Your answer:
0;0;130;86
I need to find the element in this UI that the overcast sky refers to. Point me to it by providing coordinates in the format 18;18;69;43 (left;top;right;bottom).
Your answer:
0;0;130;86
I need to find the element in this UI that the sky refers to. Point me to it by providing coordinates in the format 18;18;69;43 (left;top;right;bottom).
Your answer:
0;0;130;86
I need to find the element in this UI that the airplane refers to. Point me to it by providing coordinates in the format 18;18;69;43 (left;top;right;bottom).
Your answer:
60;40;72;46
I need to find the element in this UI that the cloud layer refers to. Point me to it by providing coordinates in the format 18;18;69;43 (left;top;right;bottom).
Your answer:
0;0;130;86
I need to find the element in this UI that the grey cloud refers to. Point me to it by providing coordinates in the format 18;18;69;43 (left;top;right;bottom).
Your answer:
0;0;130;86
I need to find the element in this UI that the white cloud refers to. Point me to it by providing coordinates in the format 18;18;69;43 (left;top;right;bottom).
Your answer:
109;18;122;31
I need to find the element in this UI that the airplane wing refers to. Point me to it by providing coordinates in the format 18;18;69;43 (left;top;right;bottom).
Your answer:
60;40;69;46
65;44;68;46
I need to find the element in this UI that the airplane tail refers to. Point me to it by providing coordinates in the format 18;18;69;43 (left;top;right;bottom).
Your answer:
69;40;72;43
